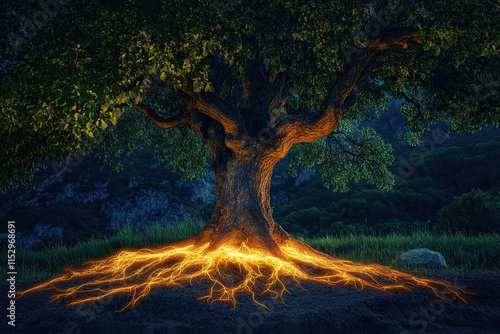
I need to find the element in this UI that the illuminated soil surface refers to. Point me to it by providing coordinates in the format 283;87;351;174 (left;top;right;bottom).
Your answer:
2;275;499;334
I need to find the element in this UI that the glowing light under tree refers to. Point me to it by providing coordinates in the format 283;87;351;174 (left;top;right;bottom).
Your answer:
18;237;467;310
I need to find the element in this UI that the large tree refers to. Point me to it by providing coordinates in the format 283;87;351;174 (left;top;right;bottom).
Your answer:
4;0;499;308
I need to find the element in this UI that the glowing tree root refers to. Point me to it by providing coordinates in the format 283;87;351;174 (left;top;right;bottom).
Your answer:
17;242;469;311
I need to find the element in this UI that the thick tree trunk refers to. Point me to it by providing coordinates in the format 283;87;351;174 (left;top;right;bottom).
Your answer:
192;153;289;258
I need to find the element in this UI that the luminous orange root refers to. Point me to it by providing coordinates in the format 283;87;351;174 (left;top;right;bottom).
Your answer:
17;241;469;311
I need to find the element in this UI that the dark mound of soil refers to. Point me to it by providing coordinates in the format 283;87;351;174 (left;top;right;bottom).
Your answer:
2;275;499;334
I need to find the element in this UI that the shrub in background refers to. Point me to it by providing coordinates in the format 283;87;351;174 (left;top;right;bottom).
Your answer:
437;189;500;233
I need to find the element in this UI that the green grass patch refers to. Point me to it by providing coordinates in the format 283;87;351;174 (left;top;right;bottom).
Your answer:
300;231;500;276
1;219;205;281
2;220;499;282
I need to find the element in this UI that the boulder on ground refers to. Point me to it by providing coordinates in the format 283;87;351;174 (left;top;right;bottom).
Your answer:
396;248;448;269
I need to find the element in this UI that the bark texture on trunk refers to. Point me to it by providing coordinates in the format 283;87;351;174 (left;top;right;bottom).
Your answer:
194;152;287;258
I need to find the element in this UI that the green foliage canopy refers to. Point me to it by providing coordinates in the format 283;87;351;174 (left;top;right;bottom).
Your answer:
1;0;499;192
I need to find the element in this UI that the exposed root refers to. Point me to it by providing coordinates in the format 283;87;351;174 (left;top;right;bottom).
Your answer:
17;239;469;311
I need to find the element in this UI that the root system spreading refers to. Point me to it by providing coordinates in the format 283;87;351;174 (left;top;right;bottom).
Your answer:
17;239;468;311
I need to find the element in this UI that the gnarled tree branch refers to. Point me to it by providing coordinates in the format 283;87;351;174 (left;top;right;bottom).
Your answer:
195;92;240;137
176;77;240;136
275;28;421;151
131;103;189;129
175;77;245;152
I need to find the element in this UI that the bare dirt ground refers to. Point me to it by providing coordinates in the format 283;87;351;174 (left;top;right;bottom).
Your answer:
2;275;499;334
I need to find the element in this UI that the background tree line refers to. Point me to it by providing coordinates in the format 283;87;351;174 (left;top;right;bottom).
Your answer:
273;123;500;236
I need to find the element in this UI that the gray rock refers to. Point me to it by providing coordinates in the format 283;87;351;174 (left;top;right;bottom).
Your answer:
15;174;61;207
294;170;312;187
14;177;110;207
52;182;109;204
100;189;186;231
272;171;289;186
397;248;448;269
17;223;63;249
183;171;216;205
